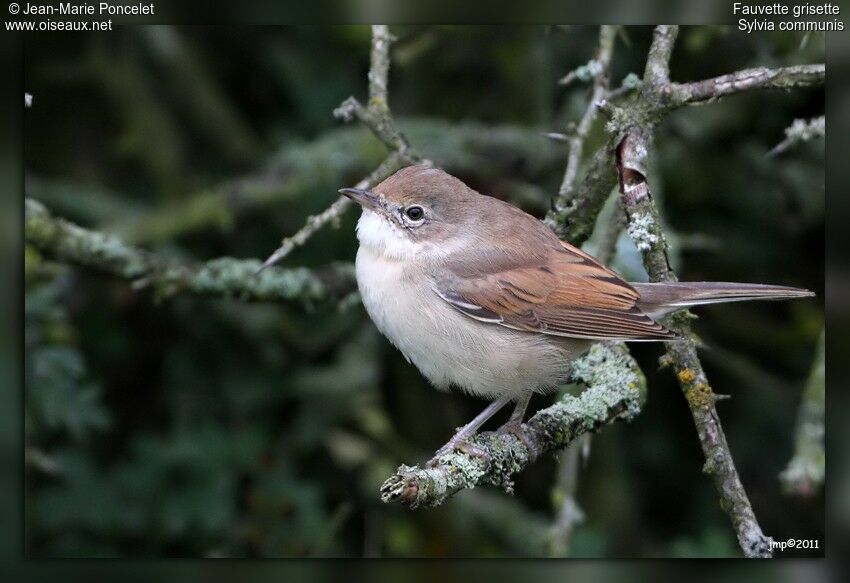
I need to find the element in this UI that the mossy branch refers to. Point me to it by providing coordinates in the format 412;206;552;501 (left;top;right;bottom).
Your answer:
26;199;355;304
380;343;645;508
780;330;825;496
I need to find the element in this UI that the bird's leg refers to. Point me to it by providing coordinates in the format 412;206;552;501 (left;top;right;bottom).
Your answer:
427;396;512;466
496;393;538;458
505;393;532;427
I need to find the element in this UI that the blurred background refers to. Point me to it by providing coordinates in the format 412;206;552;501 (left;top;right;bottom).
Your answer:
23;25;823;557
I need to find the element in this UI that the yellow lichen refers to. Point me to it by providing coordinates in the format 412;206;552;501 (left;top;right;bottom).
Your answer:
677;368;696;384
686;383;714;409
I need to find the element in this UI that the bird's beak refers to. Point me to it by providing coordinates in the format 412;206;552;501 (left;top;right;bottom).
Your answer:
339;187;380;211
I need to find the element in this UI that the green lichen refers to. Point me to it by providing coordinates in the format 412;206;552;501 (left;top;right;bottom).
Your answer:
191;258;338;302
626;210;660;252
620;72;643;90
25;198;356;306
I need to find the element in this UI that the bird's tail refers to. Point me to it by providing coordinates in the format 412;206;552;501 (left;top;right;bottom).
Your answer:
633;282;815;319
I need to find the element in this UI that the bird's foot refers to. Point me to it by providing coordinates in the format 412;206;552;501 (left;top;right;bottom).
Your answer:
427;439;491;468
496;420;539;460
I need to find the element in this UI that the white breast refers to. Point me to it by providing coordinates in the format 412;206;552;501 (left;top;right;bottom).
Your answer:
354;213;586;401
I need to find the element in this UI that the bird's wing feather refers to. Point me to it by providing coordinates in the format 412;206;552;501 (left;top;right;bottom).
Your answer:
435;241;678;341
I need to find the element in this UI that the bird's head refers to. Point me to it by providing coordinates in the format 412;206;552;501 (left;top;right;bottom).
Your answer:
340;164;482;260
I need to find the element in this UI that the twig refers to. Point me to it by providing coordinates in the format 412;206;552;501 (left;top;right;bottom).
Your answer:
333;26;419;161
260;25;422;269
544;25;618;244
593;197;627;266
614;25;774;558
26;199;355;304
605;73;643;101
558;59;603;87
547;433;589;556
380;343;645;508
767;115;825;157
780;330;825;496
671;64;824;107
257;154;407;271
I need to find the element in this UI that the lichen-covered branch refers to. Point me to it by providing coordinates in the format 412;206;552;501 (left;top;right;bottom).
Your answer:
614;25;774;558
26;199;355;304
261;25;422;268
380;343;645;509
643;25;677;86
544;26;618;245
768;115;825;157
671;64;824;107
780;330;825;496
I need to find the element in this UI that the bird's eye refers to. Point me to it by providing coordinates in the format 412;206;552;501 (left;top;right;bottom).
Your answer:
405;206;424;221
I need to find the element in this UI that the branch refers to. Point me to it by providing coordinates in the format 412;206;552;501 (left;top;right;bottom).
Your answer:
26;199;355;304
261;25;422;269
333;26;419;161
258;154;407;270
643;24;677;86
380;343;645;508
547;433;589;556
47;120;560;244
544;25;618;245
614;25;774;558
671;64;824;107
780;330;825;496
768;115;825;157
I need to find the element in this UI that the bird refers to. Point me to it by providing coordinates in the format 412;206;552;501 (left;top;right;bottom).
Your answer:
339;164;814;459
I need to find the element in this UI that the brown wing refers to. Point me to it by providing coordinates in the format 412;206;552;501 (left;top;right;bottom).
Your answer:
434;241;678;341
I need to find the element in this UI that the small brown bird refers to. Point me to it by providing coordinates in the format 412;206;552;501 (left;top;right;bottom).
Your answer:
340;164;813;458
